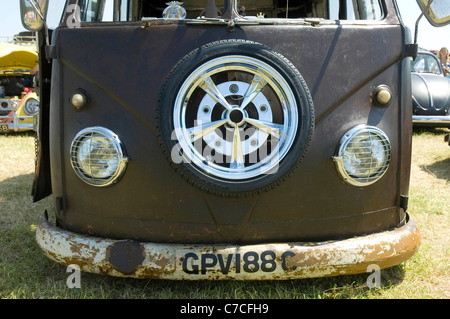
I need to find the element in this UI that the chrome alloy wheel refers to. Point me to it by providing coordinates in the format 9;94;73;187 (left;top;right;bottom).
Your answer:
172;55;299;180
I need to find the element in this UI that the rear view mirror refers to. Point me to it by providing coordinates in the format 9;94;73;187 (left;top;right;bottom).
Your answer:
416;0;450;27
20;0;49;31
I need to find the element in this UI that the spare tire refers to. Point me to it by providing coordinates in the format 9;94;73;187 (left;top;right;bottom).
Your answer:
157;40;314;197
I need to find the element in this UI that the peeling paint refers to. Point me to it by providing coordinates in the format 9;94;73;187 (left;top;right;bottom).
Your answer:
35;213;421;280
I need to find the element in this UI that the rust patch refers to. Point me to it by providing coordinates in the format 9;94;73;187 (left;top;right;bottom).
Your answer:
107;240;145;275
69;238;100;255
147;252;171;269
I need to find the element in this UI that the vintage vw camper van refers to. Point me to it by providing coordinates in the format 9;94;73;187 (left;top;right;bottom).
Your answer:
20;0;450;279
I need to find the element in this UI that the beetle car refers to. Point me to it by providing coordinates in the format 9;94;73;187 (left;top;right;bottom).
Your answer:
20;0;450;280
0;37;39;132
411;50;450;127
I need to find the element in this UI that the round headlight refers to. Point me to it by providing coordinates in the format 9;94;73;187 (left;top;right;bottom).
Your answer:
1;101;9;109
333;125;391;186
70;127;129;187
10;100;20;111
24;98;40;115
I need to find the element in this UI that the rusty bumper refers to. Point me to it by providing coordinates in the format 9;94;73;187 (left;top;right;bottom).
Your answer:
35;212;421;280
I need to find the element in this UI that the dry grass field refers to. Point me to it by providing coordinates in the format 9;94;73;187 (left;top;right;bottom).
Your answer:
0;127;448;299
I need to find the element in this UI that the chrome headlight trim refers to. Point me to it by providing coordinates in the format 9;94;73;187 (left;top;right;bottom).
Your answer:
10;100;20;111
24;98;40;115
70;127;129;187
172;55;299;180
1;100;11;110
333;125;391;186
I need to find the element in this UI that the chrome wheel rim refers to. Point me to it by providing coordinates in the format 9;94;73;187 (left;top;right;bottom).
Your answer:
173;55;299;180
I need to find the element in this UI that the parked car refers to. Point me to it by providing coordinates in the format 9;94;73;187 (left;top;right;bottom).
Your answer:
20;0;449;280
411;50;450;127
0;35;39;133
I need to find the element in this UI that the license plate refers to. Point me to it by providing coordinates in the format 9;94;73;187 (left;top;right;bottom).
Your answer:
0;124;9;132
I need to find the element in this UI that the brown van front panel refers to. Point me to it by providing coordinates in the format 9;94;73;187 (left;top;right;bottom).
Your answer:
49;18;410;244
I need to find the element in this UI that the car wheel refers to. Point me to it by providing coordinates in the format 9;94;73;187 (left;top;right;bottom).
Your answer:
157;40;314;197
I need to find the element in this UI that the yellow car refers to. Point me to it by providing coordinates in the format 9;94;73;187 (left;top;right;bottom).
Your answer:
0;38;39;133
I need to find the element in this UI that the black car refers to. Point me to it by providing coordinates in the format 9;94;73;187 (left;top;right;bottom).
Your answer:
411;50;450;127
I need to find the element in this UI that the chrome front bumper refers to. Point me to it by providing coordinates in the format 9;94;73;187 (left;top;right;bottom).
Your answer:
0;112;37;132
35;212;421;280
413;114;450;126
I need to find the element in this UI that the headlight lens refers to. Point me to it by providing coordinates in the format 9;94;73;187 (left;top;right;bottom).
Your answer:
333;125;391;186
1;101;9;109
10;100;20;111
24;98;40;115
70;127;129;187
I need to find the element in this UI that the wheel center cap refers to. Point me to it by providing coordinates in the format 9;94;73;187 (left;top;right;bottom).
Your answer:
229;109;244;124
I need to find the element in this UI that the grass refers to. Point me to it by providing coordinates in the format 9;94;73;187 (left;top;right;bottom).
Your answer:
0;128;448;299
